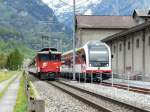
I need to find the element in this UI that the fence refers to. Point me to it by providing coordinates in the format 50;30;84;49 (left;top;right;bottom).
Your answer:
24;71;45;112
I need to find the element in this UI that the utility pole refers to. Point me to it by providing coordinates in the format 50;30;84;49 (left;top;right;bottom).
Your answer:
42;35;44;48
72;0;76;80
41;35;49;48
60;38;63;53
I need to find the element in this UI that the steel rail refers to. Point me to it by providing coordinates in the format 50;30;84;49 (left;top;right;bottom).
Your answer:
47;81;112;112
102;82;150;94
47;81;149;112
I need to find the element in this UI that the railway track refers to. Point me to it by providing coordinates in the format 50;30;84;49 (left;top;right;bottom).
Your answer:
60;78;150;94
102;82;150;94
47;81;149;112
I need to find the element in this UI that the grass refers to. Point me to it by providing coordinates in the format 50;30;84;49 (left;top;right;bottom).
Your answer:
0;71;17;82
29;81;39;99
13;73;28;112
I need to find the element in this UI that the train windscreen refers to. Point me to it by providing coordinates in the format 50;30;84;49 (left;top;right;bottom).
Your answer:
50;54;61;61
38;53;61;61
38;54;50;61
88;43;109;67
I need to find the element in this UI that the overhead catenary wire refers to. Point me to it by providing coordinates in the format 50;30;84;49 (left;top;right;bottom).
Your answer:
57;0;73;6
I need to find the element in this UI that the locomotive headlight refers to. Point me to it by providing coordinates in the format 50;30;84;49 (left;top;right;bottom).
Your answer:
42;62;48;67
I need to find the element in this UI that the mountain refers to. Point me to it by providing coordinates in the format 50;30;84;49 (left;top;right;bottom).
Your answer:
42;0;150;28
91;0;150;15
1;0;150;53
0;0;71;50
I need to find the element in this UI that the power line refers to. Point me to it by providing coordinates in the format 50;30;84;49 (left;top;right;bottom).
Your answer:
57;0;72;7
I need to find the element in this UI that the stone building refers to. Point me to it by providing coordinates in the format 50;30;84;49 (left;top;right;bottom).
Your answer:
102;10;150;81
76;15;137;47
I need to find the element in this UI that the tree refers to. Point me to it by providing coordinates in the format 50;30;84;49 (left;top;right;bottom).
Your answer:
7;48;24;70
0;53;7;69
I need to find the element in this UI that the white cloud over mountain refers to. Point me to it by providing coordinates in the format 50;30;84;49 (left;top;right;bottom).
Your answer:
41;0;150;29
41;0;101;15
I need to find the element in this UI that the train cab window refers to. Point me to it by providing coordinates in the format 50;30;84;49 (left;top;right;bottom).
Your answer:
50;54;61;61
136;39;139;48
88;43;109;67
128;41;130;50
38;54;50;61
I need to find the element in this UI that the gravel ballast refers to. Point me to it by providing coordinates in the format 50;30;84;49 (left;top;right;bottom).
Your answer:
30;76;99;112
61;80;150;111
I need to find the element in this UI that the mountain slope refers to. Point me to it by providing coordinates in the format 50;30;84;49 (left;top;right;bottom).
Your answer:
0;0;71;50
0;40;35;58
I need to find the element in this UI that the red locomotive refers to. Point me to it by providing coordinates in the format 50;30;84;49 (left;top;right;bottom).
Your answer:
28;48;61;80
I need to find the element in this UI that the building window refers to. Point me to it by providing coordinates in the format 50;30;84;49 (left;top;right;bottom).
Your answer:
149;36;150;46
128;41;130;50
119;43;122;52
113;45;116;53
136;38;139;48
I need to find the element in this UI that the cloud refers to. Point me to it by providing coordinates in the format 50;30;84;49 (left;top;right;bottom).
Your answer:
84;9;92;15
41;0;102;16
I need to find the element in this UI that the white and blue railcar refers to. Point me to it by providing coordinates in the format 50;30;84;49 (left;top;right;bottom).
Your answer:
61;41;112;81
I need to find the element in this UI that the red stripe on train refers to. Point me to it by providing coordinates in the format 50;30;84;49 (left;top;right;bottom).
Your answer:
84;70;112;74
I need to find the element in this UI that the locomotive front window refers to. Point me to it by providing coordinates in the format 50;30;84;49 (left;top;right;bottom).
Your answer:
50;54;61;61
88;43;109;67
38;54;50;61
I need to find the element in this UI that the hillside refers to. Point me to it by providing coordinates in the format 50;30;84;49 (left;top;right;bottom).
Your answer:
0;40;35;59
0;0;72;51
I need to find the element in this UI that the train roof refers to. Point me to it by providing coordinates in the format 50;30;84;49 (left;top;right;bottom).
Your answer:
37;47;61;54
50;51;61;54
39;47;57;52
37;51;61;54
62;47;83;56
37;51;49;54
62;41;107;56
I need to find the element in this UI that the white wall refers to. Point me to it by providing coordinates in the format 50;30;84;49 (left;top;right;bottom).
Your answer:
111;41;117;73
145;28;150;77
125;35;133;74
108;29;150;80
117;40;124;74
133;31;143;74
76;28;122;47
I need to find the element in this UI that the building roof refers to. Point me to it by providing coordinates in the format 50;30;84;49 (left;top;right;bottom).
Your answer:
133;9;150;17
76;15;137;29
102;21;150;42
